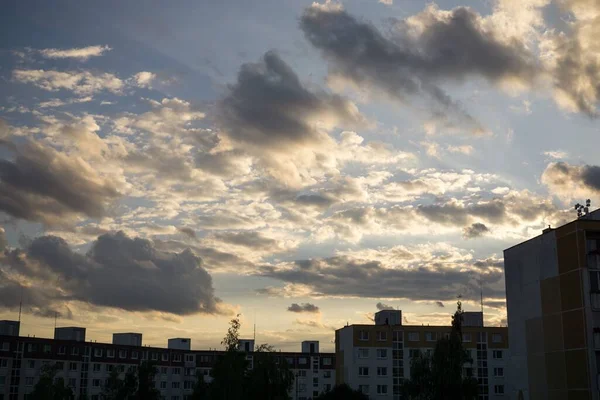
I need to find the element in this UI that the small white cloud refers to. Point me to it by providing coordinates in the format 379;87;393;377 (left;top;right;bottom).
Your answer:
491;187;510;195
133;71;156;88
13;69;124;95
378;0;393;4
509;99;532;115
447;145;474;155
39;45;111;61
543;150;568;160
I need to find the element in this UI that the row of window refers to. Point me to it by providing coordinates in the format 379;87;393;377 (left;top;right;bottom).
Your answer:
358;348;388;359
358;384;388;395
357;330;503;343
358;366;388;377
356;348;503;360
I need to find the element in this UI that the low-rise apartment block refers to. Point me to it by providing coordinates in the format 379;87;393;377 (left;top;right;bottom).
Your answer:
0;323;335;400
336;310;509;400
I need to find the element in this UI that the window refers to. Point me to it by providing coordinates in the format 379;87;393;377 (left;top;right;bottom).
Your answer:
377;385;388;395
151;352;158;361
299;383;307;391
358;366;369;376
359;330;369;341
313;377;319;387
27;344;37;352
119;350;127;359
25;377;34;386
322;357;332;366
107;349;115;358
591;271;600;293
185;354;194;363
285;357;294;366
299;357;307;365
377;367;388;376
162;353;169;361
0;359;8;368
156;381;165;389
27;360;35;369
172;382;180;389
58;346;66;355
493;367;504;377
118;365;125;373
106;364;113;372
71;347;79;356
325;384;332;391
358;348;369;358
174;354;182;362
408;332;419;341
494;385;504;394
377;331;387;341
425;332;435;342
68;378;77;387
409;349;421;358
297;370;307;377
93;363;101;372
43;345;51;353
376;349;387;359
0;343;8;351
359;385;370;394
131;351;138;360
324;371;332;378
92;379;101;387
492;350;503;359
69;362;77;371
462;333;472;342
313;391;319;398
172;367;181;375
159;366;166;375
0;376;5;385
55;361;64;370
492;334;502;343
94;348;102;357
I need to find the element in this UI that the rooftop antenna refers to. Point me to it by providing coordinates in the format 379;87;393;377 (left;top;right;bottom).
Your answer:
575;199;592;218
18;285;23;324
480;274;484;316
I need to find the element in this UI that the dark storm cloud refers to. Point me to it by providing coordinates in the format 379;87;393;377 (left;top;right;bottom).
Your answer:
213;231;278;250
0;231;221;316
376;302;394;311
287;303;320;313
542;162;600;196
178;227;197;239
300;5;538;132
0;140;119;225
463;222;490;238
417;201;506;226
259;255;504;303
217;50;367;149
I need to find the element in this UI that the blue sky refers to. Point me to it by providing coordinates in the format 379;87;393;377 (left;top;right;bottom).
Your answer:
1;0;599;351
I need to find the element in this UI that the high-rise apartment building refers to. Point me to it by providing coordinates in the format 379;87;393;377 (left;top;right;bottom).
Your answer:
336;310;509;399
504;208;600;400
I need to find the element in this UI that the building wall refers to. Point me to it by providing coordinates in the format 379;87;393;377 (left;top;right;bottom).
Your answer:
336;324;509;399
0;336;335;400
504;212;600;400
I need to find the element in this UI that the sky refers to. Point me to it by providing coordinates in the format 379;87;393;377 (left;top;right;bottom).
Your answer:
1;0;600;352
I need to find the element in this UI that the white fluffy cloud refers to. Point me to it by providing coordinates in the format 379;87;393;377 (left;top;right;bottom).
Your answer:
39;45;112;60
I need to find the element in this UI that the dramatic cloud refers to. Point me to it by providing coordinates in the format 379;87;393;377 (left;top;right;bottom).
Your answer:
218;50;367;150
39;45;112;60
0;231;221;316
0;140;119;225
301;4;538;132
463;222;490;238
177;227;197;239
259;244;505;303
542;162;600;201
287;303;320;313
13;69;124;95
435;301;445;308
376;302;394;311
539;0;600;115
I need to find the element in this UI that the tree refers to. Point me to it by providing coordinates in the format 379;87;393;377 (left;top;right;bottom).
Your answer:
314;384;369;400
134;362;161;400
244;344;294;400
208;315;248;400
190;369;210;400
100;368;137;400
29;362;74;400
401;300;478;400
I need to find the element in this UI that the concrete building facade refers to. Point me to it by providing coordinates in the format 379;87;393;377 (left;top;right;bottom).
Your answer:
0;328;334;400
504;209;600;400
336;310;509;400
